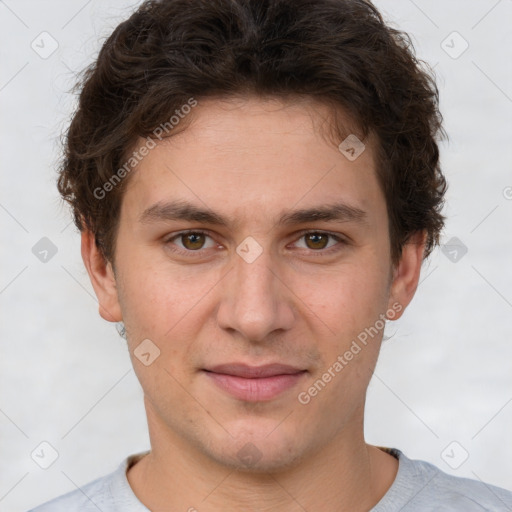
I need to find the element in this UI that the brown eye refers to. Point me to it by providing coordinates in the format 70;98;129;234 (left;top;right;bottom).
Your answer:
181;232;206;250
165;230;218;255
304;232;330;250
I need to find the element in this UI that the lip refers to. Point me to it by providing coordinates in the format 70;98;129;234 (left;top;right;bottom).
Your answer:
204;363;305;378
202;363;307;402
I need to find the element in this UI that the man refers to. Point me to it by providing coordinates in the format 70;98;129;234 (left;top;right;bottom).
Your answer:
30;0;512;510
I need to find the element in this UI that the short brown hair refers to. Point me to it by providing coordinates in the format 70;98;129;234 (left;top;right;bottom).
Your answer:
58;0;447;266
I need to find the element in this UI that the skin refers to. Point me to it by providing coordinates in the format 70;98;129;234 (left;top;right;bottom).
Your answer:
82;96;426;511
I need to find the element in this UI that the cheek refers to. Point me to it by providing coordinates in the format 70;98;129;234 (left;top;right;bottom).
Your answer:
295;269;386;415
117;263;209;409
116;255;222;357
292;261;388;338
118;253;182;321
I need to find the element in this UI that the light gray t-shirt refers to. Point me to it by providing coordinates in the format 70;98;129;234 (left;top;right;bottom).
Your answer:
28;447;512;511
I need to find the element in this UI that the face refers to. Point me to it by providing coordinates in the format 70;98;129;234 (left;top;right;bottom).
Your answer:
84;96;423;472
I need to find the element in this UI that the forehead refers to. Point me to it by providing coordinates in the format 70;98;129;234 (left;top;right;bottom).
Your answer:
120;96;384;227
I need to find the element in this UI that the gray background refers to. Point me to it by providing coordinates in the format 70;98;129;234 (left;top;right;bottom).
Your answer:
1;0;511;510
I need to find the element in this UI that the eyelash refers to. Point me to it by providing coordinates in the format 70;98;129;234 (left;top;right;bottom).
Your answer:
163;229;348;257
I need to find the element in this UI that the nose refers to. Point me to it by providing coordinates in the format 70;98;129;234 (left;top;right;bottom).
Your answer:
216;246;295;343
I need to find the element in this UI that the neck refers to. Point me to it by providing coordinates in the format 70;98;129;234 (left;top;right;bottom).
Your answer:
127;399;398;511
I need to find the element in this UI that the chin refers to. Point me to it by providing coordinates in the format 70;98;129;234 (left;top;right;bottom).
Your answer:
203;429;309;474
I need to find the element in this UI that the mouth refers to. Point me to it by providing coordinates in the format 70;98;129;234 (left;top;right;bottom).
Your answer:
202;363;307;402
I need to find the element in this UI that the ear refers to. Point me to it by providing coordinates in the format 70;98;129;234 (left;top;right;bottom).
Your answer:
386;230;426;321
81;229;122;323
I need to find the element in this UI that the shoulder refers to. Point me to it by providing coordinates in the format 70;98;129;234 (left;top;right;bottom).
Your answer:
418;462;512;510
27;453;149;512
27;473;113;512
375;447;512;511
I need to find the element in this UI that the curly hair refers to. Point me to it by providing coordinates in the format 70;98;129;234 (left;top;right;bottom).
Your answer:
58;0;447;267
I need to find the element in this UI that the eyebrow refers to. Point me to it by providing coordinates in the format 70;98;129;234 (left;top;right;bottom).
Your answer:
139;199;368;228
